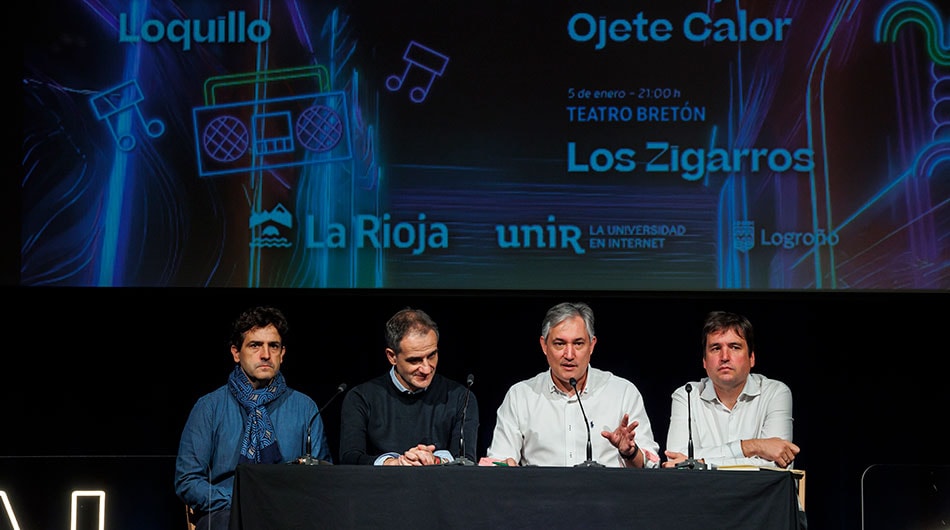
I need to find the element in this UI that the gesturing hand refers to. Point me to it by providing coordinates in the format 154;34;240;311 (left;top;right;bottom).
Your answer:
601;413;639;455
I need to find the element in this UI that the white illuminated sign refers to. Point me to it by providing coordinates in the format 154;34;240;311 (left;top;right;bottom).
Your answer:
71;490;106;530
0;490;107;530
1;491;22;530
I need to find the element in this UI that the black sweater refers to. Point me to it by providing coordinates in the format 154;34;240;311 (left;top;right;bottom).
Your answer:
339;372;479;464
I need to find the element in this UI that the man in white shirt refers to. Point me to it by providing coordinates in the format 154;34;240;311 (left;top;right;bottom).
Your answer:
663;310;800;469
485;302;660;468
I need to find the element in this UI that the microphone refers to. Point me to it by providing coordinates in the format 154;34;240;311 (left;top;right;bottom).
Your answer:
570;377;604;468
445;373;476;465
675;383;707;470
296;382;347;465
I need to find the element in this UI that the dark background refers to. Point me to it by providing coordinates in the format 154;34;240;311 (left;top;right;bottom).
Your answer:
8;2;949;527
3;286;948;529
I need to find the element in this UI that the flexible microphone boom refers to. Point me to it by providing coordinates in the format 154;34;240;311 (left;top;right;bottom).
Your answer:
675;383;707;470
570;377;605;468
446;373;476;465
297;382;347;465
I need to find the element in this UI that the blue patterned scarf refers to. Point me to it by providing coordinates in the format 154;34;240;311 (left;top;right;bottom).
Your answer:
228;365;287;464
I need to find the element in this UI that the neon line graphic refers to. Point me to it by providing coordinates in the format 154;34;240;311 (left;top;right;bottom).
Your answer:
799;195;949;276
97;0;148;286
875;0;950;66
801;1;856;288
202;64;330;105
789;137;949;271
286;0;314;55
248;0;270;288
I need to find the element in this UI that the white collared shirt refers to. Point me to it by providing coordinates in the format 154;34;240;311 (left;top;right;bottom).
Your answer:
486;366;660;467
666;373;794;467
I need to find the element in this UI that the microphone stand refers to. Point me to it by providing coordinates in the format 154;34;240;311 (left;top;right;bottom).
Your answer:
675;383;707;470
297;383;347;465
570;377;605;468
445;374;476;466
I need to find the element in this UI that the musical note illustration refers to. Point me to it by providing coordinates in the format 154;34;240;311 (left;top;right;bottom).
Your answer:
386;41;450;103
89;79;165;151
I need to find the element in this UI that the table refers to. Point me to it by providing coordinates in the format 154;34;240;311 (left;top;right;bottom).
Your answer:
230;463;802;529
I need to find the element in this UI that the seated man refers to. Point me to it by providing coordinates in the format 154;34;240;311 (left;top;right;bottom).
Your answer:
339;307;478;465
486;302;660;468
663;310;800;469
175;306;331;530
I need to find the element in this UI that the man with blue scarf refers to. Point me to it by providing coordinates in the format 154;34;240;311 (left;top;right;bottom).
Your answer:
175;306;332;530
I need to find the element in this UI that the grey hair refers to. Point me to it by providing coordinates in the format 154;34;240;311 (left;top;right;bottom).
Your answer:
541;302;595;340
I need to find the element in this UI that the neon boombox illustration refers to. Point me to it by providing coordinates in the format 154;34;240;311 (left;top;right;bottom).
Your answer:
192;65;352;177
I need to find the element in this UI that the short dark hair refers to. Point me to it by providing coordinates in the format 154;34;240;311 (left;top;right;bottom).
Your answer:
385;307;439;353
230;306;289;349
701;311;754;354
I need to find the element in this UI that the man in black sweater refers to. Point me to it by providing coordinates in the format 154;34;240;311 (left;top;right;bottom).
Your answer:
339;307;479;465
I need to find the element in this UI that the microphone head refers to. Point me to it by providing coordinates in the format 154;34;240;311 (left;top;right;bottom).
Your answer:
337;383;348;393
569;377;578;389
685;383;692;393
466;373;475;387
